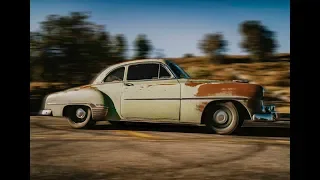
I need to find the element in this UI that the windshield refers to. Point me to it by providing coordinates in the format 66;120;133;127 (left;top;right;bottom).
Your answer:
165;60;191;79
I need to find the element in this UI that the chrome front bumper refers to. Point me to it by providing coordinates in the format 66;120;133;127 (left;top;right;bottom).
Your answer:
252;105;278;122
38;109;52;116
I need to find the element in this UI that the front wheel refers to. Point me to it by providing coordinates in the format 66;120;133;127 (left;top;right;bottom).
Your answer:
204;102;240;135
66;106;96;129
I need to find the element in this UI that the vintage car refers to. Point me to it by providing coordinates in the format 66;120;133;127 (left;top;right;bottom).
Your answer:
39;59;278;135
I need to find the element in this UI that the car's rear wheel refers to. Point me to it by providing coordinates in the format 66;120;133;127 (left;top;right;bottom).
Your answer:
66;106;96;129
204;102;240;135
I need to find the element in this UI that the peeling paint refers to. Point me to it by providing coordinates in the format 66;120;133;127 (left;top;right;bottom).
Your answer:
79;85;92;89
214;91;234;96
185;82;203;87
65;84;94;92
195;83;263;98
185;79;238;87
146;83;175;87
196;102;208;112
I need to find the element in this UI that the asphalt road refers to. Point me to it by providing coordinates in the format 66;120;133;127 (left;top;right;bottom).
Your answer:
30;116;290;180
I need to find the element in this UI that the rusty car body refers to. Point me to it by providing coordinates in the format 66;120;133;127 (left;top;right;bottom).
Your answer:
39;59;278;134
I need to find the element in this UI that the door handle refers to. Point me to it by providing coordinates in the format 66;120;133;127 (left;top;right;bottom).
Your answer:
124;83;134;86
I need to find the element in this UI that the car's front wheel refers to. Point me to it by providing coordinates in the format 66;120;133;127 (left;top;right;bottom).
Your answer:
66;106;96;129
204;102;240;135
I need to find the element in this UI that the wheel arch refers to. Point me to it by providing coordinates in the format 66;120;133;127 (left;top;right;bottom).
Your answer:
62;104;93;118
200;99;251;125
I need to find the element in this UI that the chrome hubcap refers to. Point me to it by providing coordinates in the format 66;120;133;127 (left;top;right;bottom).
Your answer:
76;108;86;119
213;110;228;124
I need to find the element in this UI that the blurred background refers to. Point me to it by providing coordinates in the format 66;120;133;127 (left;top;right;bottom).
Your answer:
30;0;290;115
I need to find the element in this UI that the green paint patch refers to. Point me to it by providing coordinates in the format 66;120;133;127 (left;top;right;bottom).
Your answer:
101;92;121;120
89;86;121;120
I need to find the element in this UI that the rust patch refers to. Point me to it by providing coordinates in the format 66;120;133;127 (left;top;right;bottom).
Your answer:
90;86;99;90
79;85;92;89
195;83;262;98
196;102;208;112
185;81;203;87
72;85;98;91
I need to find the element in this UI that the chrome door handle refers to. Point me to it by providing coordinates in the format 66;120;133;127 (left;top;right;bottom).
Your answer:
124;83;134;86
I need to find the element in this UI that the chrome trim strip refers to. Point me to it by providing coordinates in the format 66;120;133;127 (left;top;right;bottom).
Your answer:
124;97;249;101
91;107;108;120
47;103;64;105
124;98;180;100
47;103;97;108
181;97;249;100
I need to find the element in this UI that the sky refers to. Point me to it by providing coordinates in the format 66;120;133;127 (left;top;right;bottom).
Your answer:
30;0;290;58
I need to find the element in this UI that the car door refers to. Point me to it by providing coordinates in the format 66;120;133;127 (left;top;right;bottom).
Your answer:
120;63;181;121
94;66;125;120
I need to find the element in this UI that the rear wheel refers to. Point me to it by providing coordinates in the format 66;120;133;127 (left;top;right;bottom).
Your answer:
66;106;96;129
204;102;240;135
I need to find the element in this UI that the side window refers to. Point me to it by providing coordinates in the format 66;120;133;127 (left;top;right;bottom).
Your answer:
159;65;171;79
103;67;125;82
127;64;159;80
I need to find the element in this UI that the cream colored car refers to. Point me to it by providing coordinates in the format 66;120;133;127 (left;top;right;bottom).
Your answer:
39;59;277;135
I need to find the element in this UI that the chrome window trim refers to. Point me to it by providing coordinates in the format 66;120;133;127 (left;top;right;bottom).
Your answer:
125;62;176;82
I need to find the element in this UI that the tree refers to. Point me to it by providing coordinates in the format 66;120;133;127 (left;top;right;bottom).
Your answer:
112;34;127;60
97;31;112;58
30;12;116;83
198;32;227;63
239;20;278;62
183;53;195;58
30;32;45;81
133;34;153;59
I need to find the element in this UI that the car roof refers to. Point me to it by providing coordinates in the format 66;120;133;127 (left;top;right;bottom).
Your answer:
109;59;167;68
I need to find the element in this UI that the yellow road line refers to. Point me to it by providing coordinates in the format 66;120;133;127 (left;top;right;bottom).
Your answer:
31;135;133;141
30;134;289;145
115;130;157;139
146;138;290;145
